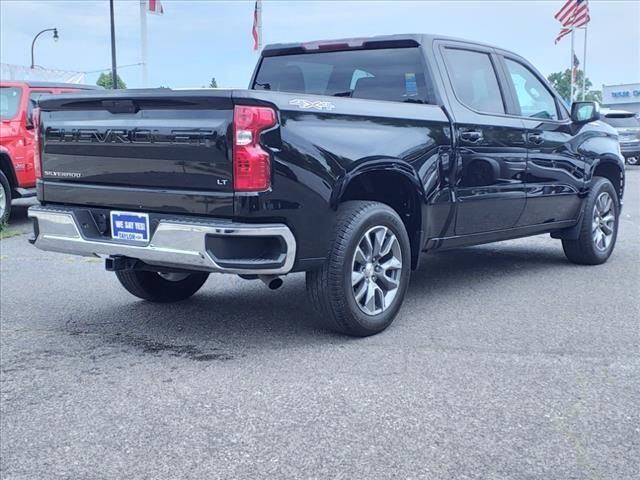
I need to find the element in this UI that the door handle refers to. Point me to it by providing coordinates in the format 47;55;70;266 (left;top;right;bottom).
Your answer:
528;133;544;145
460;130;483;143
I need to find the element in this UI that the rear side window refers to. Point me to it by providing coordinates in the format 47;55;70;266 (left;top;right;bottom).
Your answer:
253;47;429;103
28;90;53;120
444;48;505;114
504;59;558;120
29;90;53;102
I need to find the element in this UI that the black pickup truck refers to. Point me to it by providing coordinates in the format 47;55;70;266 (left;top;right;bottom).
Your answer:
29;34;625;336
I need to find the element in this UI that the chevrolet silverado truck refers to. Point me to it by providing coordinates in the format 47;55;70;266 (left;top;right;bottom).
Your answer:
28;34;625;336
0;81;100;224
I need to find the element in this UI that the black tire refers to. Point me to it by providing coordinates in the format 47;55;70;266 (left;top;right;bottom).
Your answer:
306;201;412;337
562;177;619;265
0;170;11;226
115;270;209;302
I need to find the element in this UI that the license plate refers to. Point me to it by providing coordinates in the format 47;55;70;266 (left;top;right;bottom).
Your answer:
110;211;150;242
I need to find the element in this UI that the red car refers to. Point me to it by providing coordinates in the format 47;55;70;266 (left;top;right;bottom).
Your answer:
0;81;100;224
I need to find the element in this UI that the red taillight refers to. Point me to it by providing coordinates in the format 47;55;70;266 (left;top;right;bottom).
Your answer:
233;105;276;192
33;107;42;179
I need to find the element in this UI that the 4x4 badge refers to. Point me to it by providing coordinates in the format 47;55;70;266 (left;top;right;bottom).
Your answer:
289;99;336;111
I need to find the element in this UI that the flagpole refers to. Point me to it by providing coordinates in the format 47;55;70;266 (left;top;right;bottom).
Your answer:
582;22;588;100
570;27;575;103
257;0;262;51
109;0;118;89
140;0;148;87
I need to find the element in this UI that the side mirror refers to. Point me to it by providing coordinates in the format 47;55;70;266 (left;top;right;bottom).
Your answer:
571;101;600;123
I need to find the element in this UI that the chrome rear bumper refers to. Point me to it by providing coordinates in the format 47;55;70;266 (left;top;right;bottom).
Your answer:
28;206;296;275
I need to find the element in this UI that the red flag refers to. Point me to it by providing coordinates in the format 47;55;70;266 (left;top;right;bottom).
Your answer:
148;0;164;15
252;1;261;51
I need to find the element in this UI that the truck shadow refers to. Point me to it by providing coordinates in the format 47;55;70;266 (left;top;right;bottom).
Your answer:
75;240;571;358
409;241;569;293
7;198;38;232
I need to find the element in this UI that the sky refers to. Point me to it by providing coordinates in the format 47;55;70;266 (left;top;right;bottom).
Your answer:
1;0;639;90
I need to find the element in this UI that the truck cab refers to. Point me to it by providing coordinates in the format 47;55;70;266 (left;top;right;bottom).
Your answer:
0;81;101;223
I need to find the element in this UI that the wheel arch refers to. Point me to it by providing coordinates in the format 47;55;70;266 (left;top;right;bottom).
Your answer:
590;156;624;204
0;148;18;191
334;158;425;269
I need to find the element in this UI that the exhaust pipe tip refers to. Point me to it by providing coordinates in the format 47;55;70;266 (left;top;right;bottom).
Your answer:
259;275;283;290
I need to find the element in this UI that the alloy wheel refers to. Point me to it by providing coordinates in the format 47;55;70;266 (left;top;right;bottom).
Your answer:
158;272;191;282
351;225;403;316
592;191;615;252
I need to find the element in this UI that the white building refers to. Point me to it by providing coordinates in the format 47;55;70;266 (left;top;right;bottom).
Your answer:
602;83;640;114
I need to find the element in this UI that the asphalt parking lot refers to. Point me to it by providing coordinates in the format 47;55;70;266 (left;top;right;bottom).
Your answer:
1;169;638;480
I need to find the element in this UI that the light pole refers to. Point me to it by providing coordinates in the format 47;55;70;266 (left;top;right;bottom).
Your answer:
30;28;59;69
109;0;118;89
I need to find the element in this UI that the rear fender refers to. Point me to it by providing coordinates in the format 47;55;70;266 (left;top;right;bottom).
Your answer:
332;156;425;208
334;157;425;269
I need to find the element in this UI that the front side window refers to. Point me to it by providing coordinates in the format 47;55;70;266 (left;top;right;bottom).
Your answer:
504;59;558;120
254;47;429;103
444;48;505;114
0;86;23;120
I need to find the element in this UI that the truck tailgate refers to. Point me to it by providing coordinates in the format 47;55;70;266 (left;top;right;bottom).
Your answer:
37;90;234;216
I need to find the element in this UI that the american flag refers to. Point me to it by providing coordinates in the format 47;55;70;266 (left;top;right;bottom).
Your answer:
147;0;164;16
252;1;262;51
572;53;580;82
555;0;590;44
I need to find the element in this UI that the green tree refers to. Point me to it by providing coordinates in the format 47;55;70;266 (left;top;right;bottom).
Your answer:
209;77;218;88
547;69;601;103
96;72;127;89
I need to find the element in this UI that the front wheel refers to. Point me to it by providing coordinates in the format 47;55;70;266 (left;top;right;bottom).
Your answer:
306;201;411;337
562;177;619;265
115;270;209;302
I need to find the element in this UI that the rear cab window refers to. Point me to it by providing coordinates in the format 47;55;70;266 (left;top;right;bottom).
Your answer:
253;47;430;103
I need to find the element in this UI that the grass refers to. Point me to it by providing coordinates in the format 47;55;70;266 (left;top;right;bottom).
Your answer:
0;226;23;240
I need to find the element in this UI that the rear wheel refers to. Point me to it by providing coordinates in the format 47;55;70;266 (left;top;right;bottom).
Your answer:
0;170;11;226
115;270;209;302
306;201;411;337
562;177;619;265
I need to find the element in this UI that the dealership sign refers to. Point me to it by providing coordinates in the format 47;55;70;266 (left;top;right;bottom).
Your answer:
603;83;640;104
611;90;640;98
